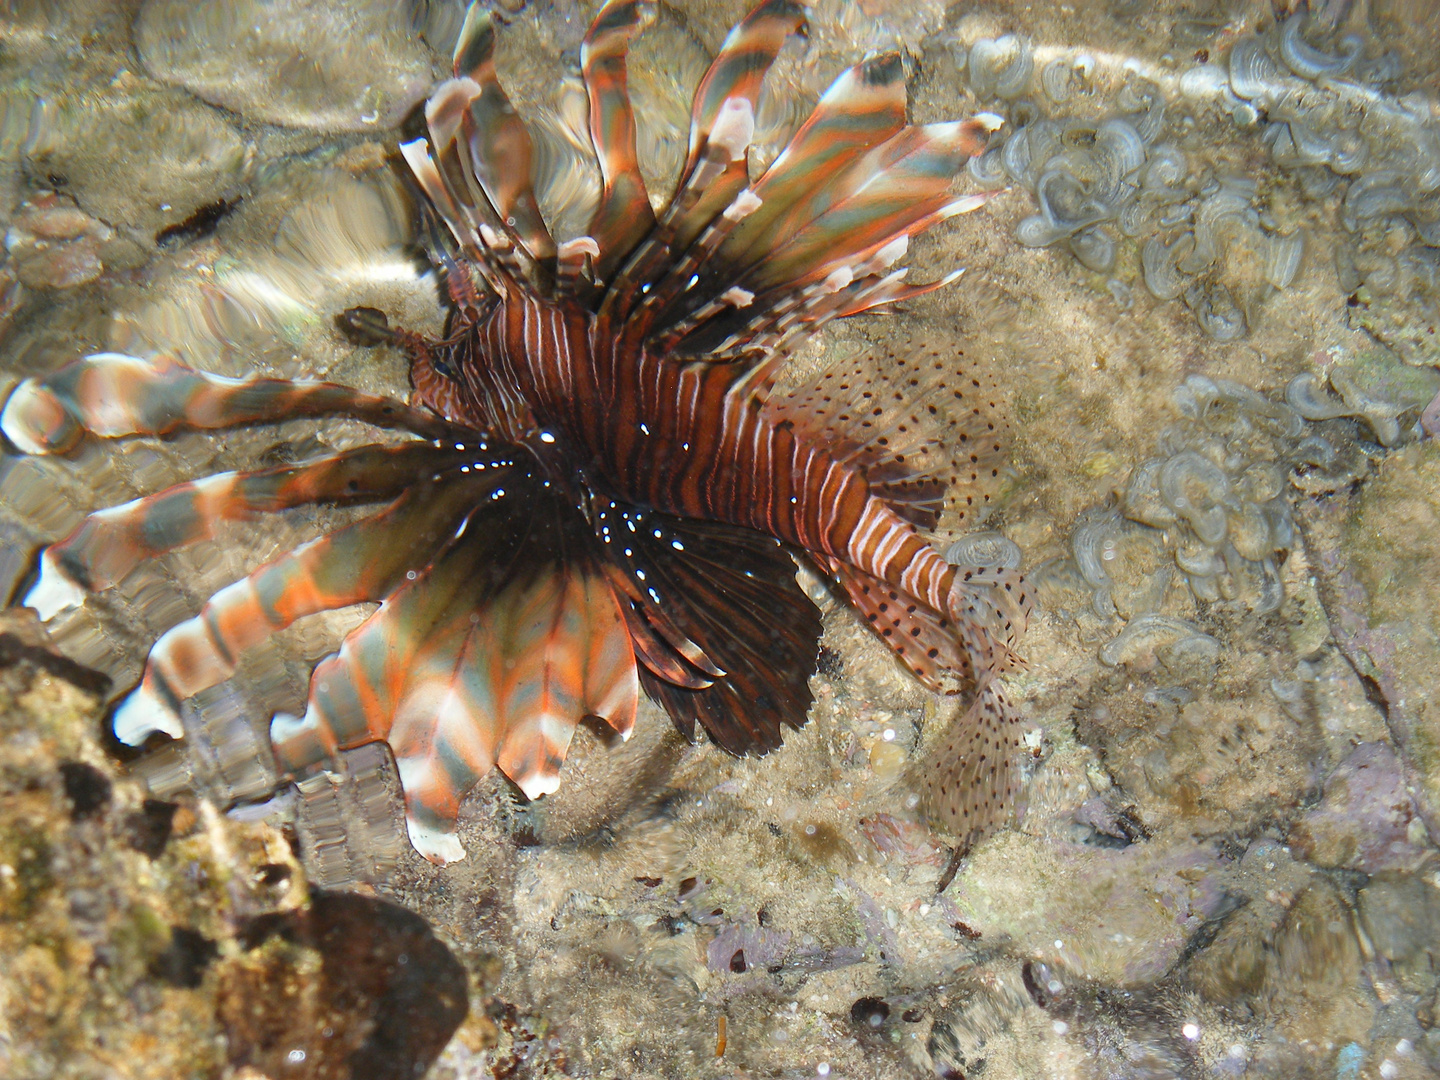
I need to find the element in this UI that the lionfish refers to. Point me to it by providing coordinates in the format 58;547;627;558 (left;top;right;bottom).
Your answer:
1;0;1031;864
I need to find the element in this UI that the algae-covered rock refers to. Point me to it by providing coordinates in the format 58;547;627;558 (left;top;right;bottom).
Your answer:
0;619;476;1080
1343;441;1440;796
1289;741;1432;872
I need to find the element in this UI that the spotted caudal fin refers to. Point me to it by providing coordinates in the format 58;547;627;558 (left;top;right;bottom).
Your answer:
945;563;1033;689
108;471;502;747
0;352;451;455
918;680;1027;853
271;482;638;864
581;0;656;278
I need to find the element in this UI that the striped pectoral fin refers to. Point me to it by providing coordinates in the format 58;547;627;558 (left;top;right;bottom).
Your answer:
581;0;657;277
384;605;509;865
596;544;724;680
620;603;715;694
267;517;509;860
0;352;453;456
489;562;645;798
717;53;908;274
576;568;640;739
27;443;461;615
742;121;993;296
917;680;1027;852
274;624;485;867
111;473;500;747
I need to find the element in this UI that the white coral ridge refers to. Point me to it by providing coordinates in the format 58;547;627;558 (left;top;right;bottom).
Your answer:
112;684;184;744
23;551;87;621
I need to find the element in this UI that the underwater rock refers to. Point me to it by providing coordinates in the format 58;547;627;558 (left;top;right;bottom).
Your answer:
27;82;251;237
219;892;472;1080
1289;348;1440;446
109;155;427;375
529;702;692;846
4;192;114;289
1358;871;1440;991
0;628;305;1079
952;828;1227;986
1289;741;1431;872
136;0;438;132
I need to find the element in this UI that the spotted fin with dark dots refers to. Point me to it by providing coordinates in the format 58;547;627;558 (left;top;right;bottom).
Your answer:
831;562;970;692
918;681;1027;853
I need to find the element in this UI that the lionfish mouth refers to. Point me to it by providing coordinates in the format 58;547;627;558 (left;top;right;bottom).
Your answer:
2;0;1030;866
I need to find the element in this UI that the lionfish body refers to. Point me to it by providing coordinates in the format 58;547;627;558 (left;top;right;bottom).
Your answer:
2;0;1031;863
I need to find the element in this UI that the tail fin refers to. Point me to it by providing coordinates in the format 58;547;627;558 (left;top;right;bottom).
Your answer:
918;680;1028;852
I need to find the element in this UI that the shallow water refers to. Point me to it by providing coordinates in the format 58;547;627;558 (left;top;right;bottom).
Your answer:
1;1;1439;1078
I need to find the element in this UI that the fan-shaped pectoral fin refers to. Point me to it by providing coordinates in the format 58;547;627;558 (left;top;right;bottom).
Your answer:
1;353;454;455
28;443;465;618
107;473;500;747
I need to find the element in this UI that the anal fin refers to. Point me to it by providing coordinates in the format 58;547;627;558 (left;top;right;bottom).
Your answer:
831;562;969;691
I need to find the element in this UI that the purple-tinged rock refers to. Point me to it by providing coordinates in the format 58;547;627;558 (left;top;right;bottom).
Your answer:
1289;742;1430;872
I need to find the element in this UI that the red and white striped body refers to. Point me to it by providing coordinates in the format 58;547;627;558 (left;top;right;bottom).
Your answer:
446;288;960;623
